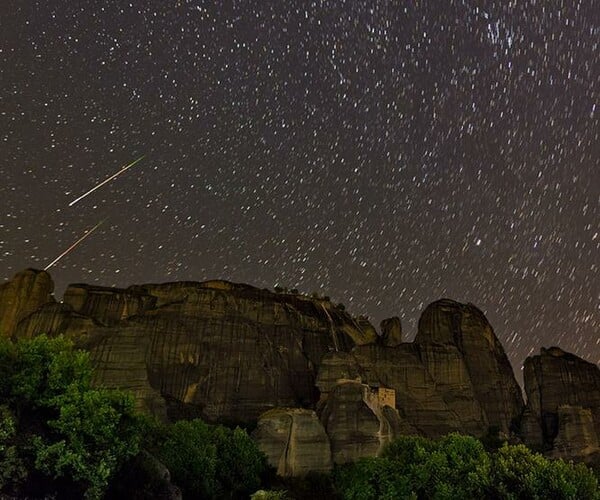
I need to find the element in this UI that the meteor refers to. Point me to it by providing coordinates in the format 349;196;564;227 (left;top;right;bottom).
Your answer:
44;219;106;271
68;155;145;207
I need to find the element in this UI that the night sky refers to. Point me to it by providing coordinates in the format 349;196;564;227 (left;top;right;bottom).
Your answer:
1;1;598;376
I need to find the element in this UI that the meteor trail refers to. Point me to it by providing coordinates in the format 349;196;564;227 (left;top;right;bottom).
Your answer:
68;155;145;207
44;220;106;271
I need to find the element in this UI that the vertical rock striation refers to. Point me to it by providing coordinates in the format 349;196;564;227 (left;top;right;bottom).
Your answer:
522;347;600;461
414;299;524;434
252;408;332;476
0;269;55;337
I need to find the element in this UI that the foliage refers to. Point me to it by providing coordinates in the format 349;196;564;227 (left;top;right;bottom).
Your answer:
150;418;267;499
337;434;489;500
271;471;337;500
251;489;290;500
489;443;599;500
0;405;27;489
0;335;143;499
334;434;599;500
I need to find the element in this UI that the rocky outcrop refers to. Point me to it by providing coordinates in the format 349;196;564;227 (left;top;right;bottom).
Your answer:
317;346;464;438
318;380;411;464
550;406;599;462
63;284;156;326
252;408;332;476
15;303;98;341
415;299;524;434
11;274;377;424
0;269;55;337
522;347;600;460
380;317;402;347
3;268;598;470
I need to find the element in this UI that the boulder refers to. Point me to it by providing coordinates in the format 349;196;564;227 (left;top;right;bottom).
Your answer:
252;408;332;476
0;269;55;337
415;299;524;434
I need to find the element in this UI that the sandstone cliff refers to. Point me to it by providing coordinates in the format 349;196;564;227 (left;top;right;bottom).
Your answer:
415;299;524;435
252;408;332;476
2;268;597;474
0;269;55;337
5;271;376;423
522;347;600;462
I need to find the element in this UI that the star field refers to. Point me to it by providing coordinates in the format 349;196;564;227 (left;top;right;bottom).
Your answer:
1;1;598;378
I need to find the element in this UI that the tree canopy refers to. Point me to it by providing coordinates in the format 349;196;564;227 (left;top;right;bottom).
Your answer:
334;434;599;500
0;335;143;499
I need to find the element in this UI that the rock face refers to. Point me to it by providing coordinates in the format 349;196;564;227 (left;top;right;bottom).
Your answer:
318;379;412;464
252;408;332;476
522;347;600;460
10;276;377;424
63;284;156;326
415;299;524;434
3;268;598;471
15;303;98;341
317;346;464;438
380;317;402;347
0;269;55;337
551;406;599;461
416;342;488;436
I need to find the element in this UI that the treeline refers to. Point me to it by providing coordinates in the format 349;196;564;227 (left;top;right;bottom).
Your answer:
0;336;598;499
334;434;599;500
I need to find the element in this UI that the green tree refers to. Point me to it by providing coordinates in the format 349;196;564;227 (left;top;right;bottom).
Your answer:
335;457;415;500
0;405;26;489
152;418;267;499
0;335;143;499
490;443;599;500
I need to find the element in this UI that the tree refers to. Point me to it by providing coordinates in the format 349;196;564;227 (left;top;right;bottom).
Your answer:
0;335;143;499
151;418;267;499
490;443;599;500
380;434;490;499
335;435;599;500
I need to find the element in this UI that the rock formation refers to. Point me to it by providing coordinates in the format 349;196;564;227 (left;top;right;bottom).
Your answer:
380;316;402;347
0;269;55;337
522;347;600;461
252;408;332;476
318;379;413;463
9;273;377;423
551;406;599;461
317;346;466;438
415;299;524;434
2;268;598;473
